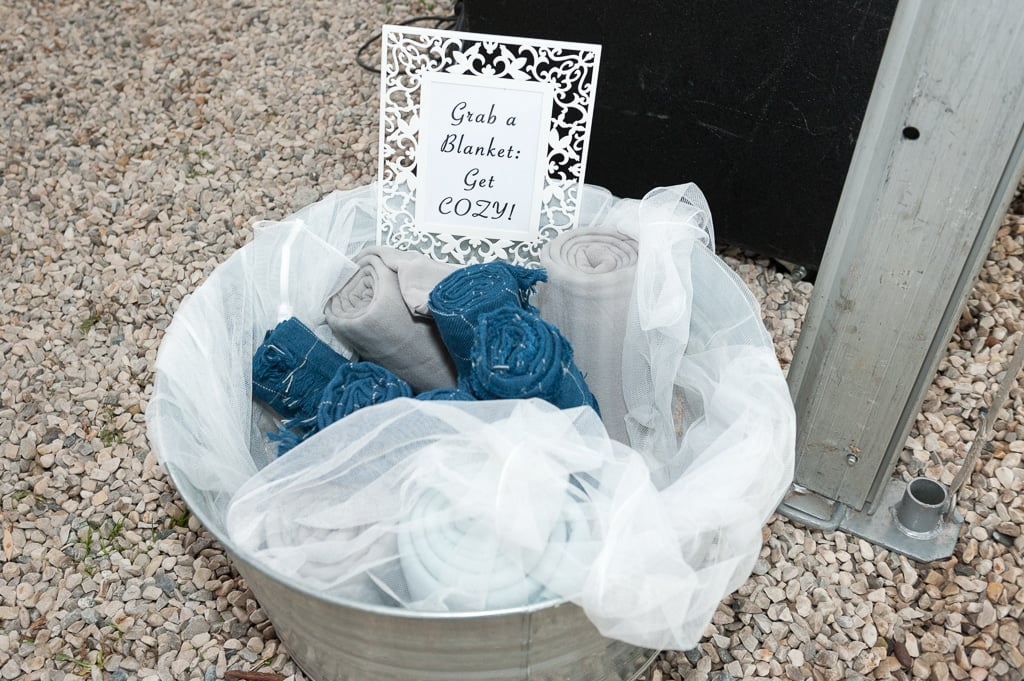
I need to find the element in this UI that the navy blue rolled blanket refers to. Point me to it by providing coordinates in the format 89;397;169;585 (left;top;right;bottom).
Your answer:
252;317;346;420
272;360;414;456
466;306;600;414
427;262;547;377
415;387;475;402
316;361;414;429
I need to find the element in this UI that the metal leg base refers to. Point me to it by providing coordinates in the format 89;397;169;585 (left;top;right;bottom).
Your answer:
778;479;964;562
839;478;963;562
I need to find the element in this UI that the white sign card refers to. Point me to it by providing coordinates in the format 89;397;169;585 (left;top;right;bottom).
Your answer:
416;72;552;240
377;26;601;264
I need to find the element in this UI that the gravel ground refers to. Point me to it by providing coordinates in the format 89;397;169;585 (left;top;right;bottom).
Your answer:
1;2;1022;680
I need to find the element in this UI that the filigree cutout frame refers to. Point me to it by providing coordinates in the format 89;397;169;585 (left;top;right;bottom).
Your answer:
377;26;601;265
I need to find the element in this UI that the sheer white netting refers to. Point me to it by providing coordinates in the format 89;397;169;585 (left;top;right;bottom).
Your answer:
147;183;795;650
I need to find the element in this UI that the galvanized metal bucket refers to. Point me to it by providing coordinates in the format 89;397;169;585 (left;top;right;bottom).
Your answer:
170;465;657;681
148;184;786;679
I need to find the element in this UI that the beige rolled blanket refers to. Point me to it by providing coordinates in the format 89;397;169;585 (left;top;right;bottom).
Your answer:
535;229;638;443
325;247;458;392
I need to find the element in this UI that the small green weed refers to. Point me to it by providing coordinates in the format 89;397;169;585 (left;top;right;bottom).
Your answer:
185;149;213;178
169;509;191;528
73;518;131;573
53;613;123;676
98;427;123;447
96;406;124;447
79;313;101;333
81;525;95;556
55;652;93;676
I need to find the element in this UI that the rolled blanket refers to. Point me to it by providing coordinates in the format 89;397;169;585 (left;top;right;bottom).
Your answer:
415;387;475;402
249;512;395;606
252;317;346;420
316;361;414;430
325;247;458;392
465;307;600;414
428;262;547;377
270;360;414;456
398;487;592;610
535;229;638;443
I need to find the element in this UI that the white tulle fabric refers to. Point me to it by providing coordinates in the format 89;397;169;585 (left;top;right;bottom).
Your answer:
147;183;795;650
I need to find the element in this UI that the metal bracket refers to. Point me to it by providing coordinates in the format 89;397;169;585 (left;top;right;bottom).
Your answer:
841;478;963;562
779;478;964;562
778;484;847;531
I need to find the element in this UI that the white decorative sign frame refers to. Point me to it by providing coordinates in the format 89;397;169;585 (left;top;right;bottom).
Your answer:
377;25;602;264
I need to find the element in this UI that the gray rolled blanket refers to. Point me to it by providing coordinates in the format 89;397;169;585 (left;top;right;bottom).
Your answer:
325;247;458;392
535;229;638;443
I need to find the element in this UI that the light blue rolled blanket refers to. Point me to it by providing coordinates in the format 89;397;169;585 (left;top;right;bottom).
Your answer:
465;307;600;414
427;262;547;377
